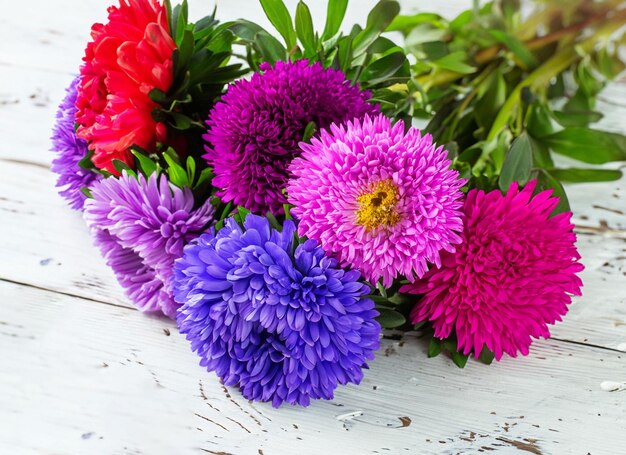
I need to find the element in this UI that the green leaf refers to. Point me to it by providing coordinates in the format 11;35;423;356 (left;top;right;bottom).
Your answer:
302;121;317;142
352;0;400;56
112;160;137;178
256;30;287;63
387;292;412;305
488;30;538;69
284;203;294;219
163;150;189;187
431;51;476;74
448;9;472;33
360;52;407;85
218;201;234;221
131;150;157;176
148;88;169;105
428;338;443;358
334;36;353;72
322;0;349;40
174;30;194;75
295;1;316;53
77;150;95;170
595;48;626;80
195;168;214;190
229;20;266;41
387;13;443;33
478;347;495;365
541;128;626;164
499;133;533;191
548;168;622;183
259;0;296;49
80;187;93;199
170;0;188;44
420;41;448;60
552;110;603;128
526;103;555;138
404;23;448;50
265;212;282;231
186;156;196;183
451;350;469;368
168;112;194;130
536;169;570;214
376;280;388;299
442;338;469;368
531;140;554;169
376;307;406;329
237;206;250;221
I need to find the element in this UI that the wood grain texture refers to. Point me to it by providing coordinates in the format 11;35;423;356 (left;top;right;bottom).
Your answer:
1;280;625;455
0;0;625;454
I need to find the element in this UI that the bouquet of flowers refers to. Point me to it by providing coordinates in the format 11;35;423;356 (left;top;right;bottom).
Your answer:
51;0;626;407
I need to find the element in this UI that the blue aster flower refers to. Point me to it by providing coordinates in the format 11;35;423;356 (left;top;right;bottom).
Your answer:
173;214;381;407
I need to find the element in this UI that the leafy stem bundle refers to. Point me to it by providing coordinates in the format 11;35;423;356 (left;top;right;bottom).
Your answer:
390;0;626;209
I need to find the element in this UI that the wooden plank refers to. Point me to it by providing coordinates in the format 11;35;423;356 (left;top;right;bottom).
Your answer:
0;160;130;307
0;279;624;455
551;232;626;351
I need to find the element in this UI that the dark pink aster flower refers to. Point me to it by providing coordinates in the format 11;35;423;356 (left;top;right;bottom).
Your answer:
203;59;378;214
402;181;584;360
287;114;465;287
84;172;214;317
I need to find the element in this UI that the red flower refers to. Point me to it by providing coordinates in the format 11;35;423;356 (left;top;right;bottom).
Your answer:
76;0;175;173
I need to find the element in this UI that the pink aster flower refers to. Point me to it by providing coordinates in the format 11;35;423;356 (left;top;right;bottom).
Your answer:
287;114;465;287
402;181;584;360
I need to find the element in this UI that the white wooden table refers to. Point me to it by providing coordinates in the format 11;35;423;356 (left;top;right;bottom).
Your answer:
1;1;625;454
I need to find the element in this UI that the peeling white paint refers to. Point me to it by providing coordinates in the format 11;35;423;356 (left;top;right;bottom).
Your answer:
600;381;626;392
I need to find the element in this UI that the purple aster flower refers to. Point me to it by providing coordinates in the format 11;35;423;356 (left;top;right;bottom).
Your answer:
287;114;465;287
203;59;378;215
50;76;99;210
174;215;381;407
84;172;214;318
92;229;170;312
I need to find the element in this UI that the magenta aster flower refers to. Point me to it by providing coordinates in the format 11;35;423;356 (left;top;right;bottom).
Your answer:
203;59;378;214
287;114;465;287
84;172;214;317
401;181;584;360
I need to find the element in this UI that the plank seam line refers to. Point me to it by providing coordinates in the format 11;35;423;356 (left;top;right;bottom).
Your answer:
0;157;49;170
550;336;626;355
0;277;136;312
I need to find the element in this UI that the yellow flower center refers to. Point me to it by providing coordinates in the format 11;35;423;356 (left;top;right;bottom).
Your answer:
356;179;400;231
